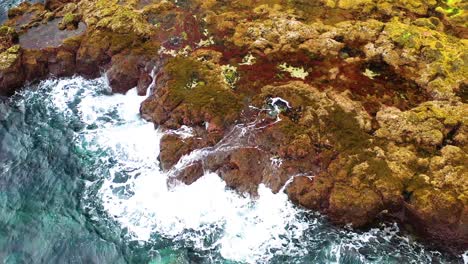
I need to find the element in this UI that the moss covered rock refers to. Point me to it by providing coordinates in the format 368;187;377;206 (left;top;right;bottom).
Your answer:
365;19;467;99
0;26;18;53
376;101;467;150
140;56;243;129
0;45;24;95
78;0;155;37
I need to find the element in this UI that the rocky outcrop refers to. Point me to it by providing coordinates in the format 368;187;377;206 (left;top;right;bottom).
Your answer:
0;0;202;95
1;0;467;254
140;55;242;129
0;44;23;95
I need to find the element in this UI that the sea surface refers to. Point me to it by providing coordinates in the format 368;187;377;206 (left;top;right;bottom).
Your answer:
1;76;466;264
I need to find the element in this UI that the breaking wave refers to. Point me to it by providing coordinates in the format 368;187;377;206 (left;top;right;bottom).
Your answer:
6;76;465;263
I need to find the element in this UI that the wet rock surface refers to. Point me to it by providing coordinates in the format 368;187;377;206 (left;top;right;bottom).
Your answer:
19;18;86;49
1;0;467;254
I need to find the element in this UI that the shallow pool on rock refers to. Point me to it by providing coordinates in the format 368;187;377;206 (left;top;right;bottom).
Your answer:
0;77;466;264
18;18;86;49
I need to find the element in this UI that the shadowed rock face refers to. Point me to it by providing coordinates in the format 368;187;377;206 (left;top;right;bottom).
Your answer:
1;0;467;254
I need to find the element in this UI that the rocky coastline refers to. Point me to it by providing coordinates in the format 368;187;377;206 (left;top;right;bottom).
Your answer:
0;0;466;254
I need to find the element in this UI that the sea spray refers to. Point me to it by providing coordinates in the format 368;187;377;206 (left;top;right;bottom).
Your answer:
71;78;310;263
6;76;463;263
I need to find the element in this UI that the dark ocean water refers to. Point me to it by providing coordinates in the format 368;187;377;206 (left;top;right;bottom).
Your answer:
0;76;466;264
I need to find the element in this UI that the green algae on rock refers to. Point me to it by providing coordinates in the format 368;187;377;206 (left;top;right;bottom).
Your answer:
366;19;468;100
0;44;23;95
140;55;243;129
0;44;20;70
376;101;467;150
78;0;155;37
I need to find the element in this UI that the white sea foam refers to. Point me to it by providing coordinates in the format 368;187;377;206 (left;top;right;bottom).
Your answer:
37;76;307;263
27;76;461;264
90;113;308;263
167;125;194;139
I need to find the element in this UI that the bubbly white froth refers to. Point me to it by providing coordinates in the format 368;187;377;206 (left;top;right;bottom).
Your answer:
22;76;465;264
40;77;306;263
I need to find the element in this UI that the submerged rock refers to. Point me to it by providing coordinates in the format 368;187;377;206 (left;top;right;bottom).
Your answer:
1;0;466;253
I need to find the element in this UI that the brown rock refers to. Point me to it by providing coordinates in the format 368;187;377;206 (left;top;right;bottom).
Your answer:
404;189;468;249
159;134;195;171
218;148;268;195
174;161;204;185
7;2;30;19
0;26;18;52
327;183;384;227
107;53;141;94
22;49;48;81
137;71;152;96
0;45;24;96
159;130;215;171
140;56;242;129
45;0;76;11
48;49;76;77
287;175;332;210
75;30;113;77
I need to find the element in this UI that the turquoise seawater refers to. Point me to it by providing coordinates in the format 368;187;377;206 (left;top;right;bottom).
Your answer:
0;77;466;264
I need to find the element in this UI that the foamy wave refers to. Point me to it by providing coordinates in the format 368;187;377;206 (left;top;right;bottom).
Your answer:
24;76;462;263
80;95;308;263
34;76;303;263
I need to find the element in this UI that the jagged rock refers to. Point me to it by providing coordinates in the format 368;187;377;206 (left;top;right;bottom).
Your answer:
58;12;81;30
364;19;468;99
159;134;197;171
48;49;76;77
137;71;152;96
22;48;48;81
